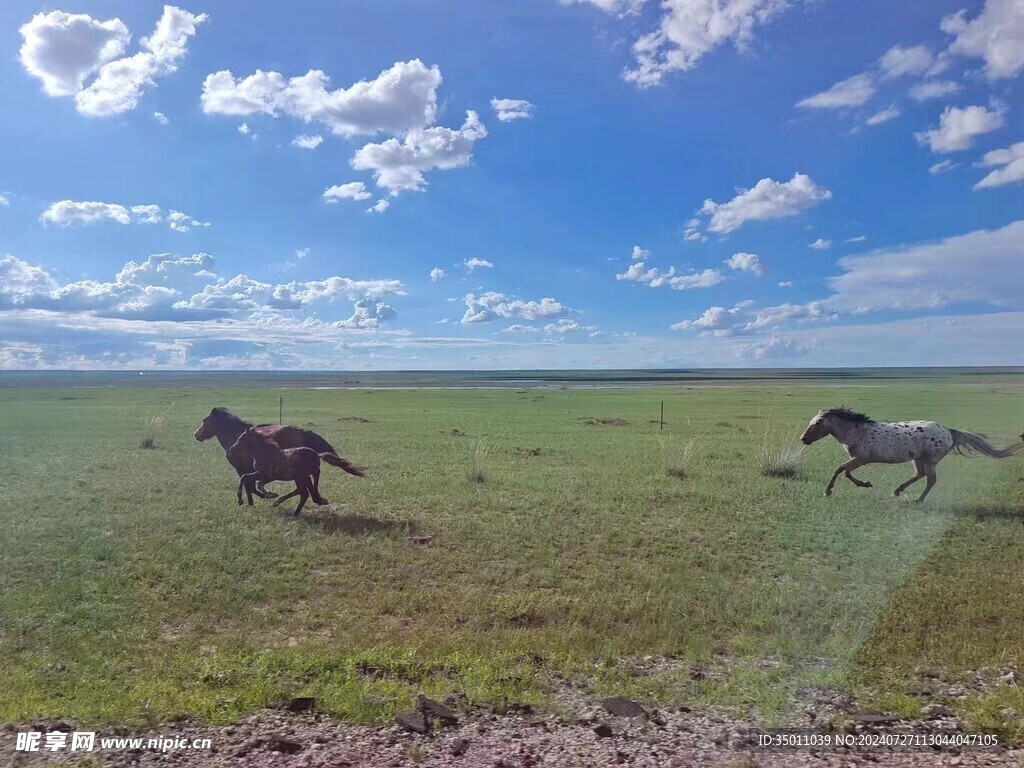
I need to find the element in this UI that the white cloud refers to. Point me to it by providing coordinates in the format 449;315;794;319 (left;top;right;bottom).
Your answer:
826;219;1024;312
974;142;1024;190
808;237;832;250
699;172;831;234
909;80;960;101
724;252;765;275
462;292;569;323
201;59;442;137
623;0;795;88
153;111;169;124
942;0;1024;79
865;105;900;126
334;299;397;329
323;182;372;203
846;235;867;243
167;210;209;232
115;253;216;291
915;104;1005;153
39;200;207;231
797;73;875;109
778;280;793;287
19;11;130;97
616;261;725;290
491;97;534;122
544;318;598;335
671;299;835;334
351;110;487;194
238;122;251;135
73;6;208;117
559;0;645;11
929;159;959;175
463;257;494;272
502;324;540;333
367;199;391;214
40;200;130;225
429;267;446;282
683;217;706;242
631;245;650;260
878;45;934;79
292;134;323;149
0;196;11;207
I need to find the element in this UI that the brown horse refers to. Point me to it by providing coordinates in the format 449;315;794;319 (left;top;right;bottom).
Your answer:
194;407;365;502
232;428;329;516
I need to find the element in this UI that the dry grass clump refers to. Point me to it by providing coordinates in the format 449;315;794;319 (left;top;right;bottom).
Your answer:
469;439;489;485
760;444;803;478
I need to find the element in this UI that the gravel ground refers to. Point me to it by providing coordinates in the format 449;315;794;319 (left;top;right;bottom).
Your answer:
4;683;1022;768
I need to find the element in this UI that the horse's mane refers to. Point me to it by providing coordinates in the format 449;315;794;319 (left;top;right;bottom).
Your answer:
824;406;873;423
210;407;253;429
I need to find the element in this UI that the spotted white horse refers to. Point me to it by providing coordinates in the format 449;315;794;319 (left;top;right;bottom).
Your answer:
800;407;1022;502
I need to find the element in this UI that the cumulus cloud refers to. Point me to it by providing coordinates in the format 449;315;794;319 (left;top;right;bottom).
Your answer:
292;134;323;149
909;80;960;101
797;73;875;109
65;6;207;117
0;196;9;207
544;318;599;335
616;261;725;290
623;0;795;87
671;299;835;334
429;267;447;282
942;0;1024;79
699;173;831;234
826;219;1024;312
878;45;934;79
0;252;405;330
974;142;1024;190
462;292;569;323
915;104;1005;153
40;200;209;231
367;199;391;214
201;59;441;137
322;182;373;203
463;257;493;272
19;11;130;97
351;110;487;194
631;245;650;260
809;237;832;250
491;98;534;121
724;252;765;275
238;122;251;135
153;111;169;124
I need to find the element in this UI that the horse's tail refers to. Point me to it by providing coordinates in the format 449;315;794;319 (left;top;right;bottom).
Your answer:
299;428;341;456
319;452;366;477
950;429;1024;459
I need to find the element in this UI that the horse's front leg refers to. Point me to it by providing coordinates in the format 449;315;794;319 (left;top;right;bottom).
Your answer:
825;459;864;496
272;487;301;507
256;481;278;499
843;458;872;488
240;472;259;506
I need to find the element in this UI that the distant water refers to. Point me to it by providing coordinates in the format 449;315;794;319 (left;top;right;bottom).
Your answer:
1;368;1022;389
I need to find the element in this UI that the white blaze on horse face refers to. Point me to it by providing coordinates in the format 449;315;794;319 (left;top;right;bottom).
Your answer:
801;411;829;444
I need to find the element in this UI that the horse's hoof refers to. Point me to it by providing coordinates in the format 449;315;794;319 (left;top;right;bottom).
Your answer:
892;490;901;498
264;492;279;499
236;497;243;506
824;489;832;497
863;482;873;488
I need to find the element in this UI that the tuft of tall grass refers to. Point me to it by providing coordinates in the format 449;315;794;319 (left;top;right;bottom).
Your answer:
760;444;803;478
469;438;489;484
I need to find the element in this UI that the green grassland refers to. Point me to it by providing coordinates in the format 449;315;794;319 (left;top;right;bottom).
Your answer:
1;376;1023;736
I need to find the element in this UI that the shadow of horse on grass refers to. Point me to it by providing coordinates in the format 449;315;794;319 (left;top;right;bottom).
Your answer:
295;510;420;538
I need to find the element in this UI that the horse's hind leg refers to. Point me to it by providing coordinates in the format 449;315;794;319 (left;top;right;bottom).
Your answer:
893;460;925;498
310;466;328;505
293;481;310;517
916;464;938;503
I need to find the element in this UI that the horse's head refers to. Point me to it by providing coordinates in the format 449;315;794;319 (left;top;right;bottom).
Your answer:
194;407;232;441
800;409;832;445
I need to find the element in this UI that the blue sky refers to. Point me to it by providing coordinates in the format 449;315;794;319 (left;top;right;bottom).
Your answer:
1;0;1022;370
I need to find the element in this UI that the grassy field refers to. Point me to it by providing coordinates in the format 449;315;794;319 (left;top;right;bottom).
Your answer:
2;375;1023;737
